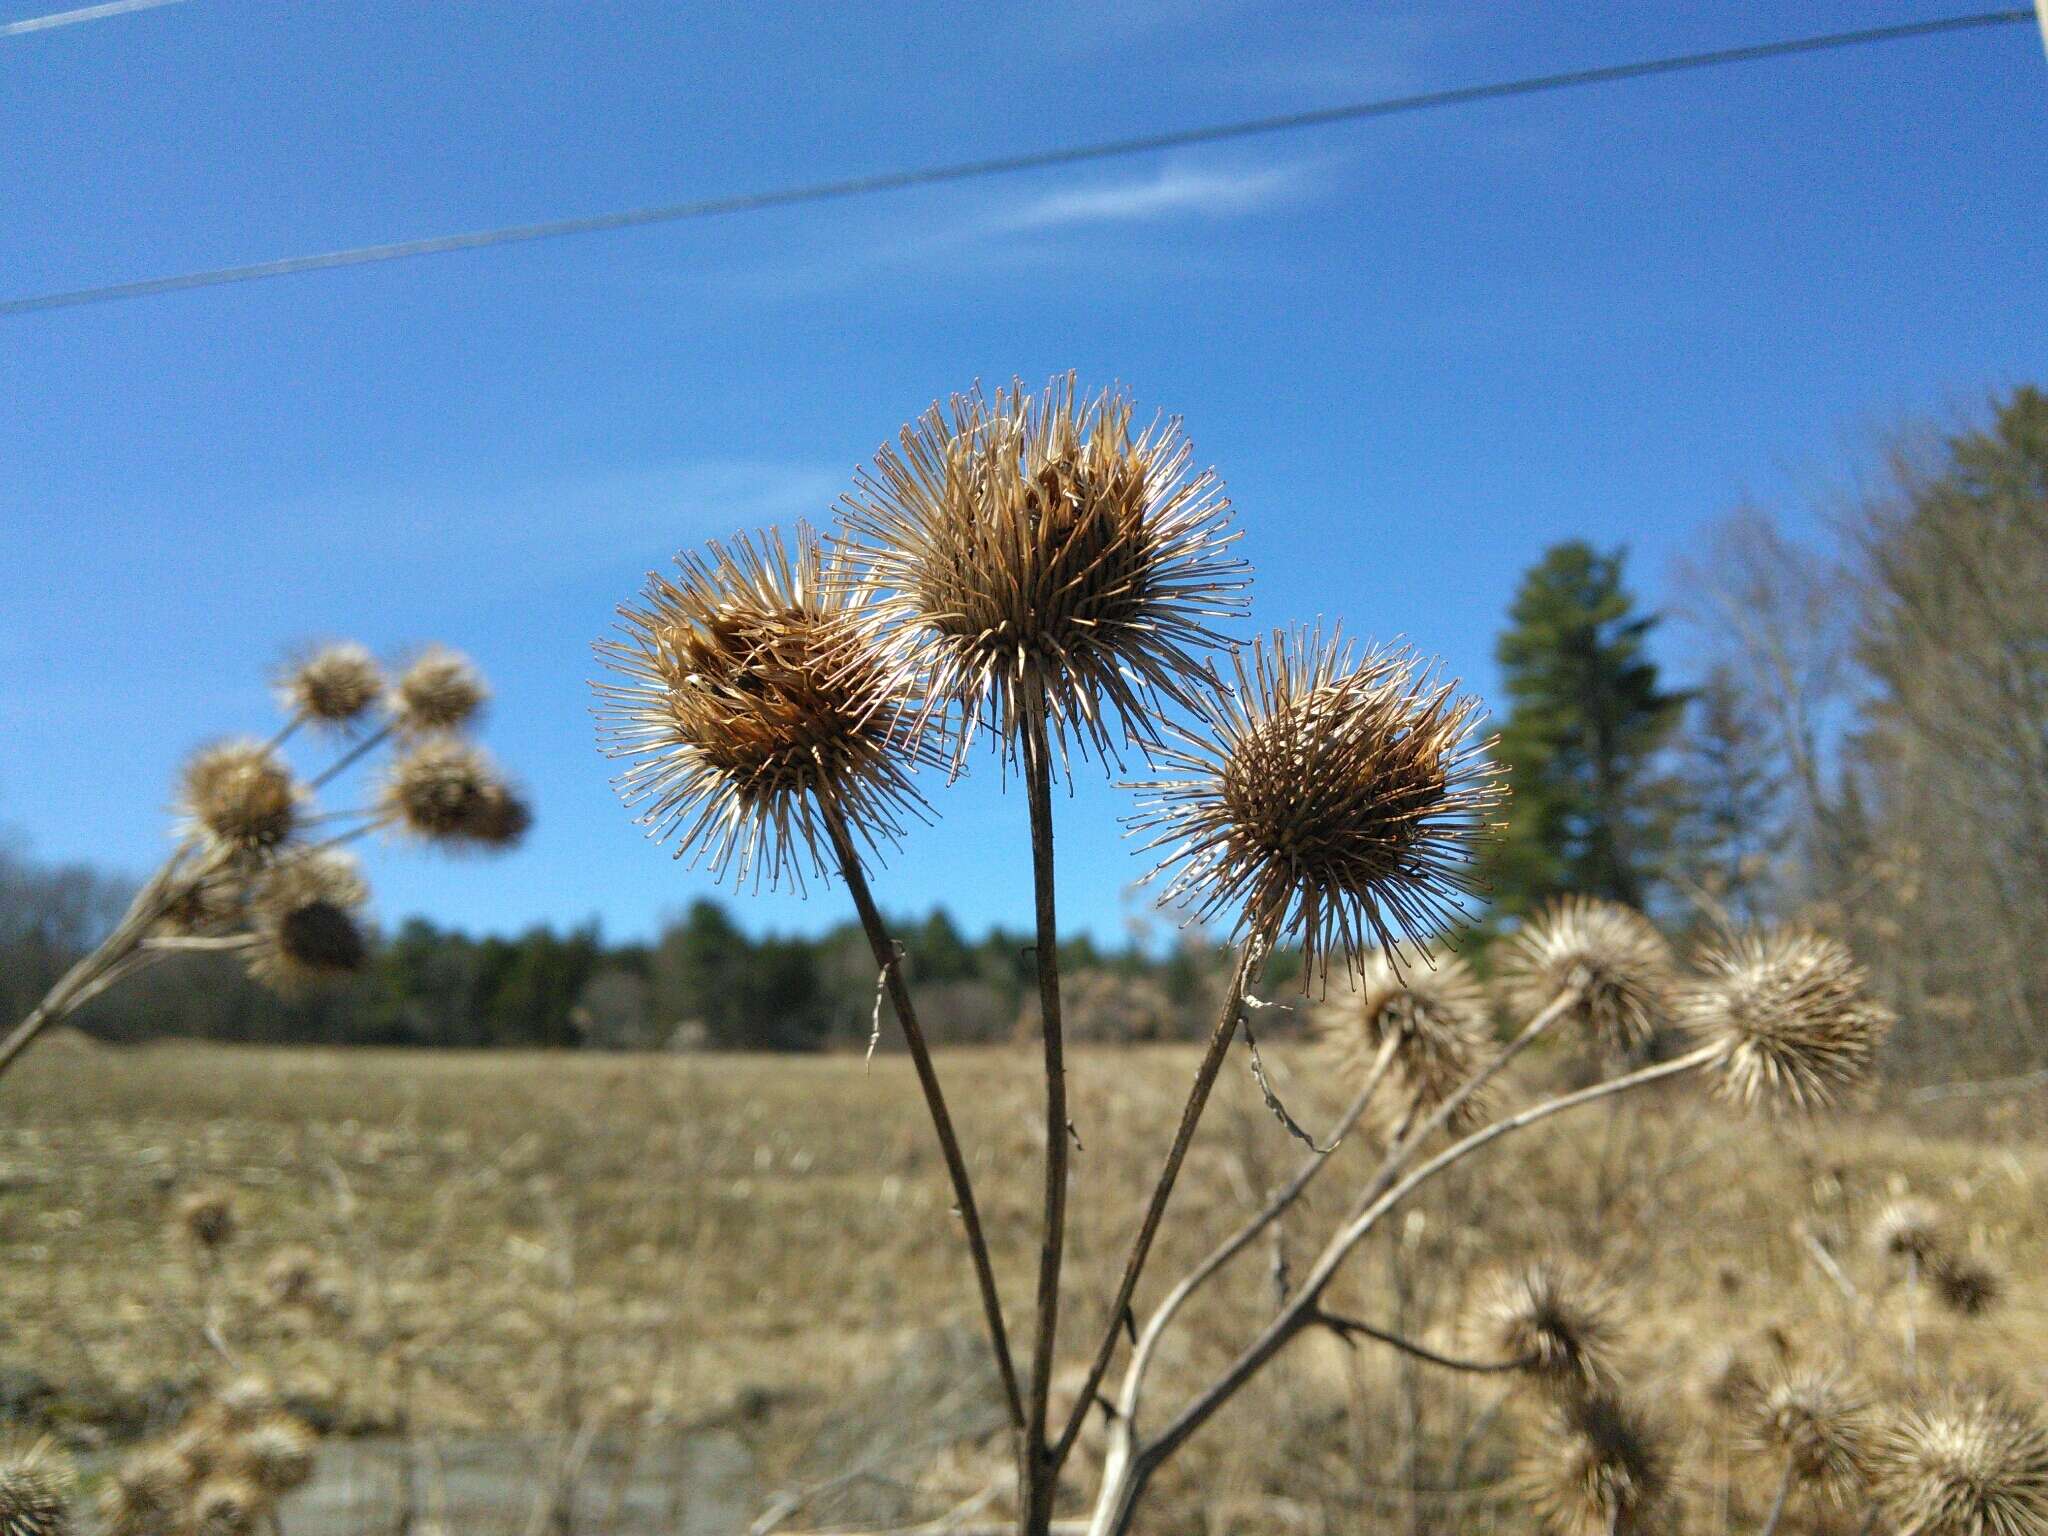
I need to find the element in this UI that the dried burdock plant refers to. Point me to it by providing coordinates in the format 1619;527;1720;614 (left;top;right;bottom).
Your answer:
1681;928;1892;1111
0;639;524;1084
278;642;383;727
1316;946;1494;1128
1932;1253;2004;1318
835;377;1245;1530
380;739;531;850
595;520;1025;1465
389;645;488;734
187;1476;267;1536
243;850;370;990
227;1416;318;1496
180;740;302;856
1499;895;1676;1059
1697;1343;1764;1415
1132;627;1500;986
838;373;1245;772
1469;1256;1625;1395
258;1245;323;1310
96;1446;190;1536
176;1186;239;1254
1874;1385;2048;1536
1744;1364;1876;1508
0;1438;73;1536
1871;1198;1947;1269
594;524;938;891
1517;1392;1670;1536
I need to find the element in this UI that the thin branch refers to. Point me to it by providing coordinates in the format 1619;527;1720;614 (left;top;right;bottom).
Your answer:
1758;1454;1798;1536
1314;1308;1535;1375
1138;1043;1720;1473
819;799;1024;1433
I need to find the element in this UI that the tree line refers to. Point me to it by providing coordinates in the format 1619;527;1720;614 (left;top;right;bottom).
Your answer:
6;385;2041;1068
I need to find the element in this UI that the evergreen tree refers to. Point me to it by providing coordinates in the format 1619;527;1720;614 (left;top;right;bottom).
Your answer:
1488;541;1684;916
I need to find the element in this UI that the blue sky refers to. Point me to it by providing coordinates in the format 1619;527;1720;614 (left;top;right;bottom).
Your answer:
3;1;2044;947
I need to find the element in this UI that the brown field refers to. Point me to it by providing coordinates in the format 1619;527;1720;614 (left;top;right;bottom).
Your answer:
3;1035;2043;1533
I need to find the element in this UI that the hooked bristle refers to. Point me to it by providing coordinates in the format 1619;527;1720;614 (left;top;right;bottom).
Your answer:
1744;1364;1876;1505
1873;1385;2048;1536
1517;1392;1670;1536
0;1439;72;1536
1470;1256;1626;1393
1315;947;1496;1128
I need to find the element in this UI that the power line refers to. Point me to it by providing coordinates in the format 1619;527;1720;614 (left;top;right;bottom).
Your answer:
1;0;186;38
2;8;2031;319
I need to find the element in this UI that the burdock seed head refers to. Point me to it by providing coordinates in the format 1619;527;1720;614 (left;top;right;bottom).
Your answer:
279;643;383;726
1518;1392;1670;1536
1933;1253;2004;1318
1316;947;1493;1126
1745;1364;1876;1506
594;523;939;891
1471;1256;1625;1393
1499;897;1674;1057
244;851;370;991
97;1446;191;1536
838;375;1246;772
1868;1198;1949;1278
179;741;300;855
175;1185;238;1253
389;647;487;734
0;1439;72;1536
380;739;529;848
226;1416;317;1496
156;869;247;937
1874;1385;2048;1536
187;1477;266;1536
1681;929;1892;1111
1130;627;1500;988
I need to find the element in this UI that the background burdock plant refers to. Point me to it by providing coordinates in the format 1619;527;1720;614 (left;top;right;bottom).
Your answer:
0;642;528;1084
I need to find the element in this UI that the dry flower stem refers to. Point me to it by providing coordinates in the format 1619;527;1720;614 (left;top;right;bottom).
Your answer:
1049;927;1274;1472
819;799;1024;1431
1021;705;1069;1536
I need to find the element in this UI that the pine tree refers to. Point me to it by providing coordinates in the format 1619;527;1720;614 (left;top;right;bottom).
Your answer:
1488;541;1684;917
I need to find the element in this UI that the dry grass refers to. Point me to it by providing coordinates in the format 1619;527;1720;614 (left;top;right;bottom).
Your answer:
3;1037;2043;1532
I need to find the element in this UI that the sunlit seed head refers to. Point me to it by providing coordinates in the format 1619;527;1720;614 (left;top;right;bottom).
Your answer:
179;741;300;855
1130;628;1500;989
1933;1254;2004;1318
594;523;939;892
226;1417;317;1496
1869;1198;1946;1268
244;851;369;992
1316;947;1494;1128
1471;1256;1625;1394
187;1477;267;1536
1874;1385;2048;1536
206;1378;280;1434
175;1186;237;1253
279;643;383;726
380;739;522;847
1745;1364;1876;1505
0;1439;72;1536
1499;897;1674;1057
389;647;487;734
1518;1392;1670;1536
1682;929;1891;1112
97;1446;191;1536
838;375;1246;773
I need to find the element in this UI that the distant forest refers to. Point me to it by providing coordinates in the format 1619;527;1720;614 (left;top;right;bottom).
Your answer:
0;844;1249;1051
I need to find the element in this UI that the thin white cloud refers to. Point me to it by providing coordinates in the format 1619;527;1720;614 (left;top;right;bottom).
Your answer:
996;162;1314;232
